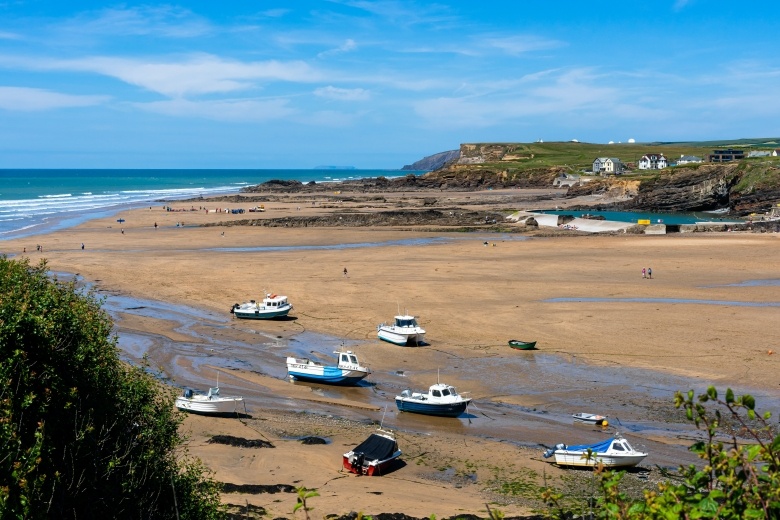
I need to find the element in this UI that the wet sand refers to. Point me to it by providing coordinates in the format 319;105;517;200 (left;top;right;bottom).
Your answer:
4;189;780;517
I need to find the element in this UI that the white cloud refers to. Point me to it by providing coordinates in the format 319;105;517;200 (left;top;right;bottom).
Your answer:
0;31;21;40
0;86;108;111
314;86;370;101
4;54;321;97
483;35;565;55
134;97;296;121
318;38;358;58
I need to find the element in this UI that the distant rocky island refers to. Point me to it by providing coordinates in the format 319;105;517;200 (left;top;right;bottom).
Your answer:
313;165;356;170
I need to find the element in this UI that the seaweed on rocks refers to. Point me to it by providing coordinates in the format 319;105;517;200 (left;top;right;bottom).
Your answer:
208;435;274;448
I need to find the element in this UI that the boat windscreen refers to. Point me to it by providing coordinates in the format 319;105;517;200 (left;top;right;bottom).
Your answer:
351;434;398;460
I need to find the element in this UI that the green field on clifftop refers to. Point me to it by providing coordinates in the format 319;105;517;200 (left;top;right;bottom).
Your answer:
459;138;780;172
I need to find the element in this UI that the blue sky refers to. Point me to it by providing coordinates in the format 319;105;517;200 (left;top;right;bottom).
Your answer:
1;1;778;169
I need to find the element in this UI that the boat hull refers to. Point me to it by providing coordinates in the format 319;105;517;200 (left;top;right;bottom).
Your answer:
395;398;469;417
508;340;537;350
573;413;608;425
341;452;401;476
377;328;425;346
175;396;243;415
286;356;369;386
288;367;368;386
553;451;646;468
233;305;292;320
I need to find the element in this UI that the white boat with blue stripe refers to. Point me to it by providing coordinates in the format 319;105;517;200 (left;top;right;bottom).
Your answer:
377;313;426;346
395;382;471;417
286;350;371;386
231;293;293;319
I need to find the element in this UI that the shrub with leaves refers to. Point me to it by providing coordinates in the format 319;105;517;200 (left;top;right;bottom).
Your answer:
594;386;780;519
0;256;224;519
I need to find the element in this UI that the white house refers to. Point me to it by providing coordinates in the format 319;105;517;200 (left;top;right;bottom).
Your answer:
592;157;625;175
592;157;608;173
748;151;771;158
677;155;703;165
638;153;668;170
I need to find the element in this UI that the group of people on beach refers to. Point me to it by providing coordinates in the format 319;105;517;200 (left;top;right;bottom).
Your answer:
642;267;653;279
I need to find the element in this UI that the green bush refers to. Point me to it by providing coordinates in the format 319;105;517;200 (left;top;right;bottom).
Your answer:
591;387;780;519
0;256;224;519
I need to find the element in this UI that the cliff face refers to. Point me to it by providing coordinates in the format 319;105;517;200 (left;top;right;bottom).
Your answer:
620;164;738;212
401;150;460;171
566;163;780;215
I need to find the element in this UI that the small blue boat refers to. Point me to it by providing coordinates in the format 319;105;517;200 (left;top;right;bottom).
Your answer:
286;350;370;386
395;382;471;417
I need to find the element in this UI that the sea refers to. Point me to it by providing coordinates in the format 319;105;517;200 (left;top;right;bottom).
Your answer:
0;168;411;241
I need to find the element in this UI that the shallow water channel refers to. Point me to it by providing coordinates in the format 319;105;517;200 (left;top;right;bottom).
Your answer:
91;285;780;471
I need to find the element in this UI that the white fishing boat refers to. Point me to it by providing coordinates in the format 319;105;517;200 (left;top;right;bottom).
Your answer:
286;350;371;386
175;386;245;415
377;313;426;346
395;382;471;417
543;433;647;468
231;293;293;319
342;428;402;476
572;412;608;426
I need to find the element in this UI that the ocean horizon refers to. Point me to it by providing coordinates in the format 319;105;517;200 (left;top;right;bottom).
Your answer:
0;168;415;241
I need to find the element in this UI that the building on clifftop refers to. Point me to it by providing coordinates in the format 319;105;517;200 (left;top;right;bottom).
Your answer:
638;153;668;170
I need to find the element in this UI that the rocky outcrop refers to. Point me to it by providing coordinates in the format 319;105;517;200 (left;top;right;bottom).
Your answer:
243;167;561;194
617;164;739;212
564;162;780;216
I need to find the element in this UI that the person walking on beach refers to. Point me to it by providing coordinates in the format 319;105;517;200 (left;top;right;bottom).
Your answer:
648;267;652;279
642;267;646;279
343;267;348;278
81;243;85;250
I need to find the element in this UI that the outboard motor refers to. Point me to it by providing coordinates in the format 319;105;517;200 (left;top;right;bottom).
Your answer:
543;443;566;458
352;451;365;472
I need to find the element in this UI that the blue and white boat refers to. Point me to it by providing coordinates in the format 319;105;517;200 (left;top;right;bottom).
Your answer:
286;350;371;386
377;313;426;346
543;433;647;468
231;293;293;319
395;382;471;417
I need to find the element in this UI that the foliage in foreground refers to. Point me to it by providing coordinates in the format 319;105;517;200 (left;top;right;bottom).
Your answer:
546;386;780;519
0;256;224;519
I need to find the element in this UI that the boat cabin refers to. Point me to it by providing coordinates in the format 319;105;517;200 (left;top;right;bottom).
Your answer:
263;294;288;306
429;383;459;398
394;316;419;328
337;351;360;365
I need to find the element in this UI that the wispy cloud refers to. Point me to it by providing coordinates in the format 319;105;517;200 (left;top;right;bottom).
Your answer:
483;35;565;55
62;6;212;38
314;86;370;101
0;86;108;111
673;0;692;12
318;38;358;58
134;97;296;121
1;54;321;97
335;0;458;29
0;30;22;40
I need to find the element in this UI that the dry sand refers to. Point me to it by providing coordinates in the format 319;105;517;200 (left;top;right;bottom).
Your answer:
4;189;780;518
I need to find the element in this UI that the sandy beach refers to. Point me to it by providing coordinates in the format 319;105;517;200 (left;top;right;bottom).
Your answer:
4;188;780;518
